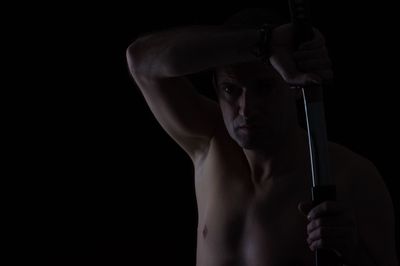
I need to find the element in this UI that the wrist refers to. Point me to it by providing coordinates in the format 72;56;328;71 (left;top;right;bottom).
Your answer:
252;24;274;63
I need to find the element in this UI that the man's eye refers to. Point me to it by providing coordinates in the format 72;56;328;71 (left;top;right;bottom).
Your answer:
224;87;233;94
223;86;239;95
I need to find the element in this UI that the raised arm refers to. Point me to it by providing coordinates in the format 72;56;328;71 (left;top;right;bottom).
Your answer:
126;26;260;160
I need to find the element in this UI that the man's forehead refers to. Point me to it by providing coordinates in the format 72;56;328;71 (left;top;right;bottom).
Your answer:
216;62;276;81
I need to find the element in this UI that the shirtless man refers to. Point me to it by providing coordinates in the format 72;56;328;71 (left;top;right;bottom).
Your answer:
126;8;398;266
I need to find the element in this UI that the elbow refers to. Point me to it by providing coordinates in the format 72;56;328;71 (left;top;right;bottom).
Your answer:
126;41;142;76
126;39;182;78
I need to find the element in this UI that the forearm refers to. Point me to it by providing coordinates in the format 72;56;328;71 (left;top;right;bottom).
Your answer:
127;26;260;78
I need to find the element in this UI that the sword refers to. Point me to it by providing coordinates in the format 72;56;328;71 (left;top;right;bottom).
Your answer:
288;0;338;265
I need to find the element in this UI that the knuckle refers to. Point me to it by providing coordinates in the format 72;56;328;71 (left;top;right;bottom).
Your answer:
316;218;322;227
307;223;313;233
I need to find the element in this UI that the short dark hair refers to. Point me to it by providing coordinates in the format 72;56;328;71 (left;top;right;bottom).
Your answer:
211;8;288;97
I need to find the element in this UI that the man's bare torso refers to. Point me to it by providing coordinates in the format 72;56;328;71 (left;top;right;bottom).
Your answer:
193;127;354;266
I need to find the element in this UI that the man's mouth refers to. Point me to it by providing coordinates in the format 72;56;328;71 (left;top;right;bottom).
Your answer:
237;123;263;130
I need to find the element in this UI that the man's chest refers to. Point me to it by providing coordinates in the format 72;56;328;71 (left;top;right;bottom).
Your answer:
196;178;314;265
241;190;314;265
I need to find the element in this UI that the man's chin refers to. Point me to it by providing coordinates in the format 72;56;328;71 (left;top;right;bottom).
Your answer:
235;135;277;150
230;127;278;149
241;141;275;150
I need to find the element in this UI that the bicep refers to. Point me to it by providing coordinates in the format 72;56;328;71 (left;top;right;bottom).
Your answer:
132;74;221;159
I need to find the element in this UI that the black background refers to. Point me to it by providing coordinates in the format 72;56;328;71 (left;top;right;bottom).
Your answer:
11;3;399;265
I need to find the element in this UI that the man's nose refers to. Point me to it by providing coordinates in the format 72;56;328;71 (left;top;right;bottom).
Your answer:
238;89;259;118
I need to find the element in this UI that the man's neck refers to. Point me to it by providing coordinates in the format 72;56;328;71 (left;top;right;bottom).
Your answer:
243;127;309;187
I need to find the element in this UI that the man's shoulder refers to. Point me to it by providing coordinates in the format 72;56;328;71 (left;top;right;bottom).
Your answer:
192;122;243;167
328;141;381;181
329;141;377;169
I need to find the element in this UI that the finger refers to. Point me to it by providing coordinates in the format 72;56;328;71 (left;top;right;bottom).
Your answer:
307;201;347;220
307;217;355;234
270;52;322;86
299;30;325;50
309;239;342;252
298;201;313;218
308;237;353;254
294;68;333;82
269;52;299;82
290;73;322;87
298;37;324;51
307;201;348;220
307;226;354;242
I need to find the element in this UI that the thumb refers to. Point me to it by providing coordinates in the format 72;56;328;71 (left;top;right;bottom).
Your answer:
294;73;322;86
303;73;322;85
297;201;313;218
269;53;322;86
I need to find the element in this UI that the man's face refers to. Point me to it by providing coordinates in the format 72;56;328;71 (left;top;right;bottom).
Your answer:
215;61;297;150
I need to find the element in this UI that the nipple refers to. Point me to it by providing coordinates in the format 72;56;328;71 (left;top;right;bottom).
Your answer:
202;225;208;238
